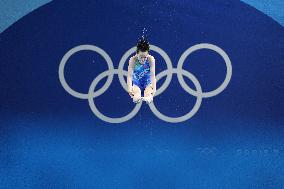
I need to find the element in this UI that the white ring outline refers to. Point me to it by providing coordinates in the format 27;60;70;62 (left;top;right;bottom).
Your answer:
148;68;203;123
177;43;232;98
88;69;142;123
59;45;114;99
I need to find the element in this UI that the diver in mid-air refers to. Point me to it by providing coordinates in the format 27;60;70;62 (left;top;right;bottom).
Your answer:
127;35;156;104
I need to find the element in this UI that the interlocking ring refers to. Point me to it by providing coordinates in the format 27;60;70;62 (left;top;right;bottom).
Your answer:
58;43;232;123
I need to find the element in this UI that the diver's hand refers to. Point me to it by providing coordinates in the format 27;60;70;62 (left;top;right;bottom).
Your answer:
127;86;134;98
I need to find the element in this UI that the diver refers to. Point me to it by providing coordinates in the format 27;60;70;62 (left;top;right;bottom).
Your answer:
127;36;156;104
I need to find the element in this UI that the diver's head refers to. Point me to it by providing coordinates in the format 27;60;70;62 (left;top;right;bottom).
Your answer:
136;36;150;64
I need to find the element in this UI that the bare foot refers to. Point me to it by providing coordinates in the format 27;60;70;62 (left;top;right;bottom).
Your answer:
141;96;153;104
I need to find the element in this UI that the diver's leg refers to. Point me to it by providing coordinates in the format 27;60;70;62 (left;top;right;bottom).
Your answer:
132;84;142;103
143;84;153;104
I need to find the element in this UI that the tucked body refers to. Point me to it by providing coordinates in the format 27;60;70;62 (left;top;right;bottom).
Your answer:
127;37;156;104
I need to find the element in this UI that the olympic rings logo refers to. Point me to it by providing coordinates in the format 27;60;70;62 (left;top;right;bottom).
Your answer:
58;43;232;123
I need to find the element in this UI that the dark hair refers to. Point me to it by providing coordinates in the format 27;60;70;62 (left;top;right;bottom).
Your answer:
136;37;150;54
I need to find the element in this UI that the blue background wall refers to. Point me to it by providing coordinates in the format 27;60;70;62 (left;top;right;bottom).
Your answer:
0;0;283;188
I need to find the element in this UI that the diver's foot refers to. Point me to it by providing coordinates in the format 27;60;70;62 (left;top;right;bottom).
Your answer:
133;97;142;103
141;96;153;104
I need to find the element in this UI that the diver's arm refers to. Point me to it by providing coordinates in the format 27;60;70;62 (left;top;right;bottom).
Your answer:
127;57;135;92
149;55;157;95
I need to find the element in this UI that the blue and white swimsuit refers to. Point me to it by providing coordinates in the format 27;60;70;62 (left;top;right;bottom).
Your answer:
132;57;152;94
